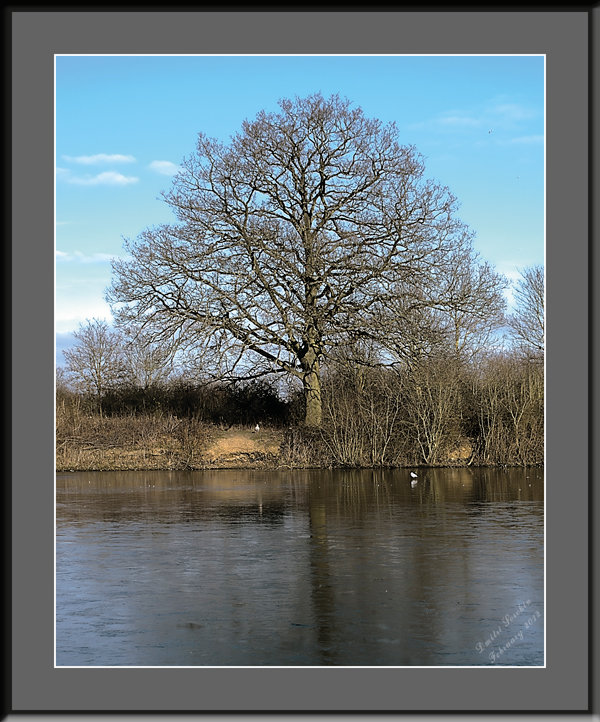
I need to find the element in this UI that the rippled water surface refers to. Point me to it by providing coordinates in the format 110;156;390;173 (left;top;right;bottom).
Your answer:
56;467;544;666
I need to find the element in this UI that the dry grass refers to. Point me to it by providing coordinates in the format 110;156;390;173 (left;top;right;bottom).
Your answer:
56;403;286;471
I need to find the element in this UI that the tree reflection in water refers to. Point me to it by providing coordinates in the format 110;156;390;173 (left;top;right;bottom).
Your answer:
56;467;544;666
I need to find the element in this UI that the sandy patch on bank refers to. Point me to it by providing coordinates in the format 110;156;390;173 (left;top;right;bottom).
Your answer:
203;429;283;463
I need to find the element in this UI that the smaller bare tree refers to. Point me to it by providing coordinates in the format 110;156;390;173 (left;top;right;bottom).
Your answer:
508;265;544;358
373;244;507;369
436;251;508;360
120;324;176;390
63;318;127;415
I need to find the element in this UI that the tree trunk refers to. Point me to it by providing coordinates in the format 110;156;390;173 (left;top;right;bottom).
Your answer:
303;367;322;428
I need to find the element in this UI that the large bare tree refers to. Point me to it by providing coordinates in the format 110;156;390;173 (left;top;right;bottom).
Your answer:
108;94;488;427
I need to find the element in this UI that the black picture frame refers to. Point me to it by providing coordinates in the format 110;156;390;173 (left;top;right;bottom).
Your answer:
9;7;593;716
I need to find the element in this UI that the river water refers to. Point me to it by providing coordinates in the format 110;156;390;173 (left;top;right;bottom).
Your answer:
56;467;544;667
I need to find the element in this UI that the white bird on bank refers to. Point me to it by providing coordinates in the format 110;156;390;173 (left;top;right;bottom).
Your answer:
253;424;260;433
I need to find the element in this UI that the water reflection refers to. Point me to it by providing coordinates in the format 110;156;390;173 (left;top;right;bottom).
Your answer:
56;467;544;666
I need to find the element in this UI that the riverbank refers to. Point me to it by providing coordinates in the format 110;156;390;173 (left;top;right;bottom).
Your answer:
57;351;544;470
56;414;479;471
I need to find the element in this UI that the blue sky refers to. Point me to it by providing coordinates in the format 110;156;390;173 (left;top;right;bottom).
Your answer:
55;54;544;362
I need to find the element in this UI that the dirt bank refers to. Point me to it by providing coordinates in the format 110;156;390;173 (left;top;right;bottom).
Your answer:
201;428;284;467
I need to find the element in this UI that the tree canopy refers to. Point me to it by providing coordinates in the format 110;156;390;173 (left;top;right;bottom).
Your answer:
108;93;506;426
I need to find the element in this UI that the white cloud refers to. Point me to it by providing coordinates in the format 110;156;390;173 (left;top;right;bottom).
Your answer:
56;250;115;263
503;135;544;145
496;260;531;281
59;170;139;186
55;304;113;335
408;99;540;137
437;113;481;128
495;262;535;310
149;160;181;176
406;111;483;134
63;153;136;165
489;103;536;122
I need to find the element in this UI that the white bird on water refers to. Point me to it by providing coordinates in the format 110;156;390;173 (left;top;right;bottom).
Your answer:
410;471;418;487
410;471;418;479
